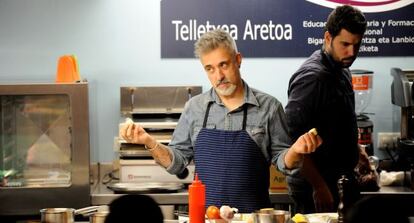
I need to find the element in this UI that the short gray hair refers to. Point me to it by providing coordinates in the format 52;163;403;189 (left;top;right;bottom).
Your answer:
194;29;238;58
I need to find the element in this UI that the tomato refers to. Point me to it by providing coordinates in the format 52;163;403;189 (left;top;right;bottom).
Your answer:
206;205;221;219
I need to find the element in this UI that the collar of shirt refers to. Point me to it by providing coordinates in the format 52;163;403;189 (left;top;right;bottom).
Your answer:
204;79;260;110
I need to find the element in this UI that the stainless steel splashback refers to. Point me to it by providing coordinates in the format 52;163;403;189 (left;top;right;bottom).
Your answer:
391;68;414;139
391;68;414;108
120;86;202;115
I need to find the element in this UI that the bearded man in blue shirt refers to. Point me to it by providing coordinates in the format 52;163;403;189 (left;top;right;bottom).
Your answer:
121;29;322;213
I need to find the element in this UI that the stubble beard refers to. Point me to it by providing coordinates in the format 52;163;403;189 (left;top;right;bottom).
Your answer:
330;41;356;68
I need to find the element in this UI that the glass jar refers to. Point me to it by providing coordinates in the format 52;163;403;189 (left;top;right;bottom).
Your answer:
351;69;373;115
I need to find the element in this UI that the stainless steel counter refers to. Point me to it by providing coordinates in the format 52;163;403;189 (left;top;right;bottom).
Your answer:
91;181;293;205
361;185;414;194
90;163;414;208
90;162;294;206
91;180;414;204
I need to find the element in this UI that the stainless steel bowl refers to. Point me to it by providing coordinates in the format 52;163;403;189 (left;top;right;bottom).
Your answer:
251;210;291;223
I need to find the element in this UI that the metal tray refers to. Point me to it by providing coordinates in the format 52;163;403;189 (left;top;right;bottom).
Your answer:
107;182;184;194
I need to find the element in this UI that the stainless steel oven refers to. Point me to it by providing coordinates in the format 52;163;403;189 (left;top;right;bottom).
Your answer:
0;82;90;216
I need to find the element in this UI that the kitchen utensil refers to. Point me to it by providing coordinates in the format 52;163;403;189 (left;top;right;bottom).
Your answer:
40;206;102;223
368;155;379;170
40;208;75;223
89;211;109;223
251;210;290;223
56;55;80;83
304;213;338;223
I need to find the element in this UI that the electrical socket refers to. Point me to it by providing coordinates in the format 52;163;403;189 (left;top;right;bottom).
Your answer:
377;132;400;150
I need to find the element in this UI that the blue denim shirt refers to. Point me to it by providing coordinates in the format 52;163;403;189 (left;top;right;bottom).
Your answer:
165;80;296;176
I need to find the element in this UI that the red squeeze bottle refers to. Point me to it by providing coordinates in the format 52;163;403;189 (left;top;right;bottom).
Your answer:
189;173;205;223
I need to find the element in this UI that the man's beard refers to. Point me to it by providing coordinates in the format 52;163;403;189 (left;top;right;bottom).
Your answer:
340;56;356;68
215;79;237;96
330;41;357;68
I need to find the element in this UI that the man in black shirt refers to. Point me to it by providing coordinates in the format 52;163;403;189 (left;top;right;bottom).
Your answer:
284;5;367;214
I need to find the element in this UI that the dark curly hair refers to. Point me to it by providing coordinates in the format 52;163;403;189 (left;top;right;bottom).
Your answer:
324;5;367;38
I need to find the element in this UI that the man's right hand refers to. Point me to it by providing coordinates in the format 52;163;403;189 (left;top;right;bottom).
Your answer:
284;128;322;169
119;119;151;145
292;128;323;154
120;119;172;167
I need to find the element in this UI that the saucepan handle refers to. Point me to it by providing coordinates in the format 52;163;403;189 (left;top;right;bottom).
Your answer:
74;206;101;216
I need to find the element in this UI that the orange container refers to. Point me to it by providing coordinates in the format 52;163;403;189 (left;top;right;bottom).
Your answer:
56;55;81;83
188;173;205;223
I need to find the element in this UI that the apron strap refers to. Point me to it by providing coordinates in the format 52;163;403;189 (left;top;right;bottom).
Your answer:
202;102;213;128
242;104;247;130
203;102;248;129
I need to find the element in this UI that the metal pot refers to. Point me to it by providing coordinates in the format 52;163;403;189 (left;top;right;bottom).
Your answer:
89;211;109;223
40;208;75;223
40;206;102;223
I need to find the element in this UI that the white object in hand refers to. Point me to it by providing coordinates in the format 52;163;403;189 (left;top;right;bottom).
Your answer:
125;117;134;125
308;128;318;136
120;118;134;140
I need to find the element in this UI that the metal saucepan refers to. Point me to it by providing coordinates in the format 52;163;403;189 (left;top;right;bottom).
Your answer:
40;206;107;223
89;211;109;223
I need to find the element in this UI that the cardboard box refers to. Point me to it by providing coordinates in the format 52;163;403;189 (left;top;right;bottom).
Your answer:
269;165;288;192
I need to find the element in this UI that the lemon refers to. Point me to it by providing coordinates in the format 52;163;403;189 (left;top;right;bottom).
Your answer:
292;213;309;223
